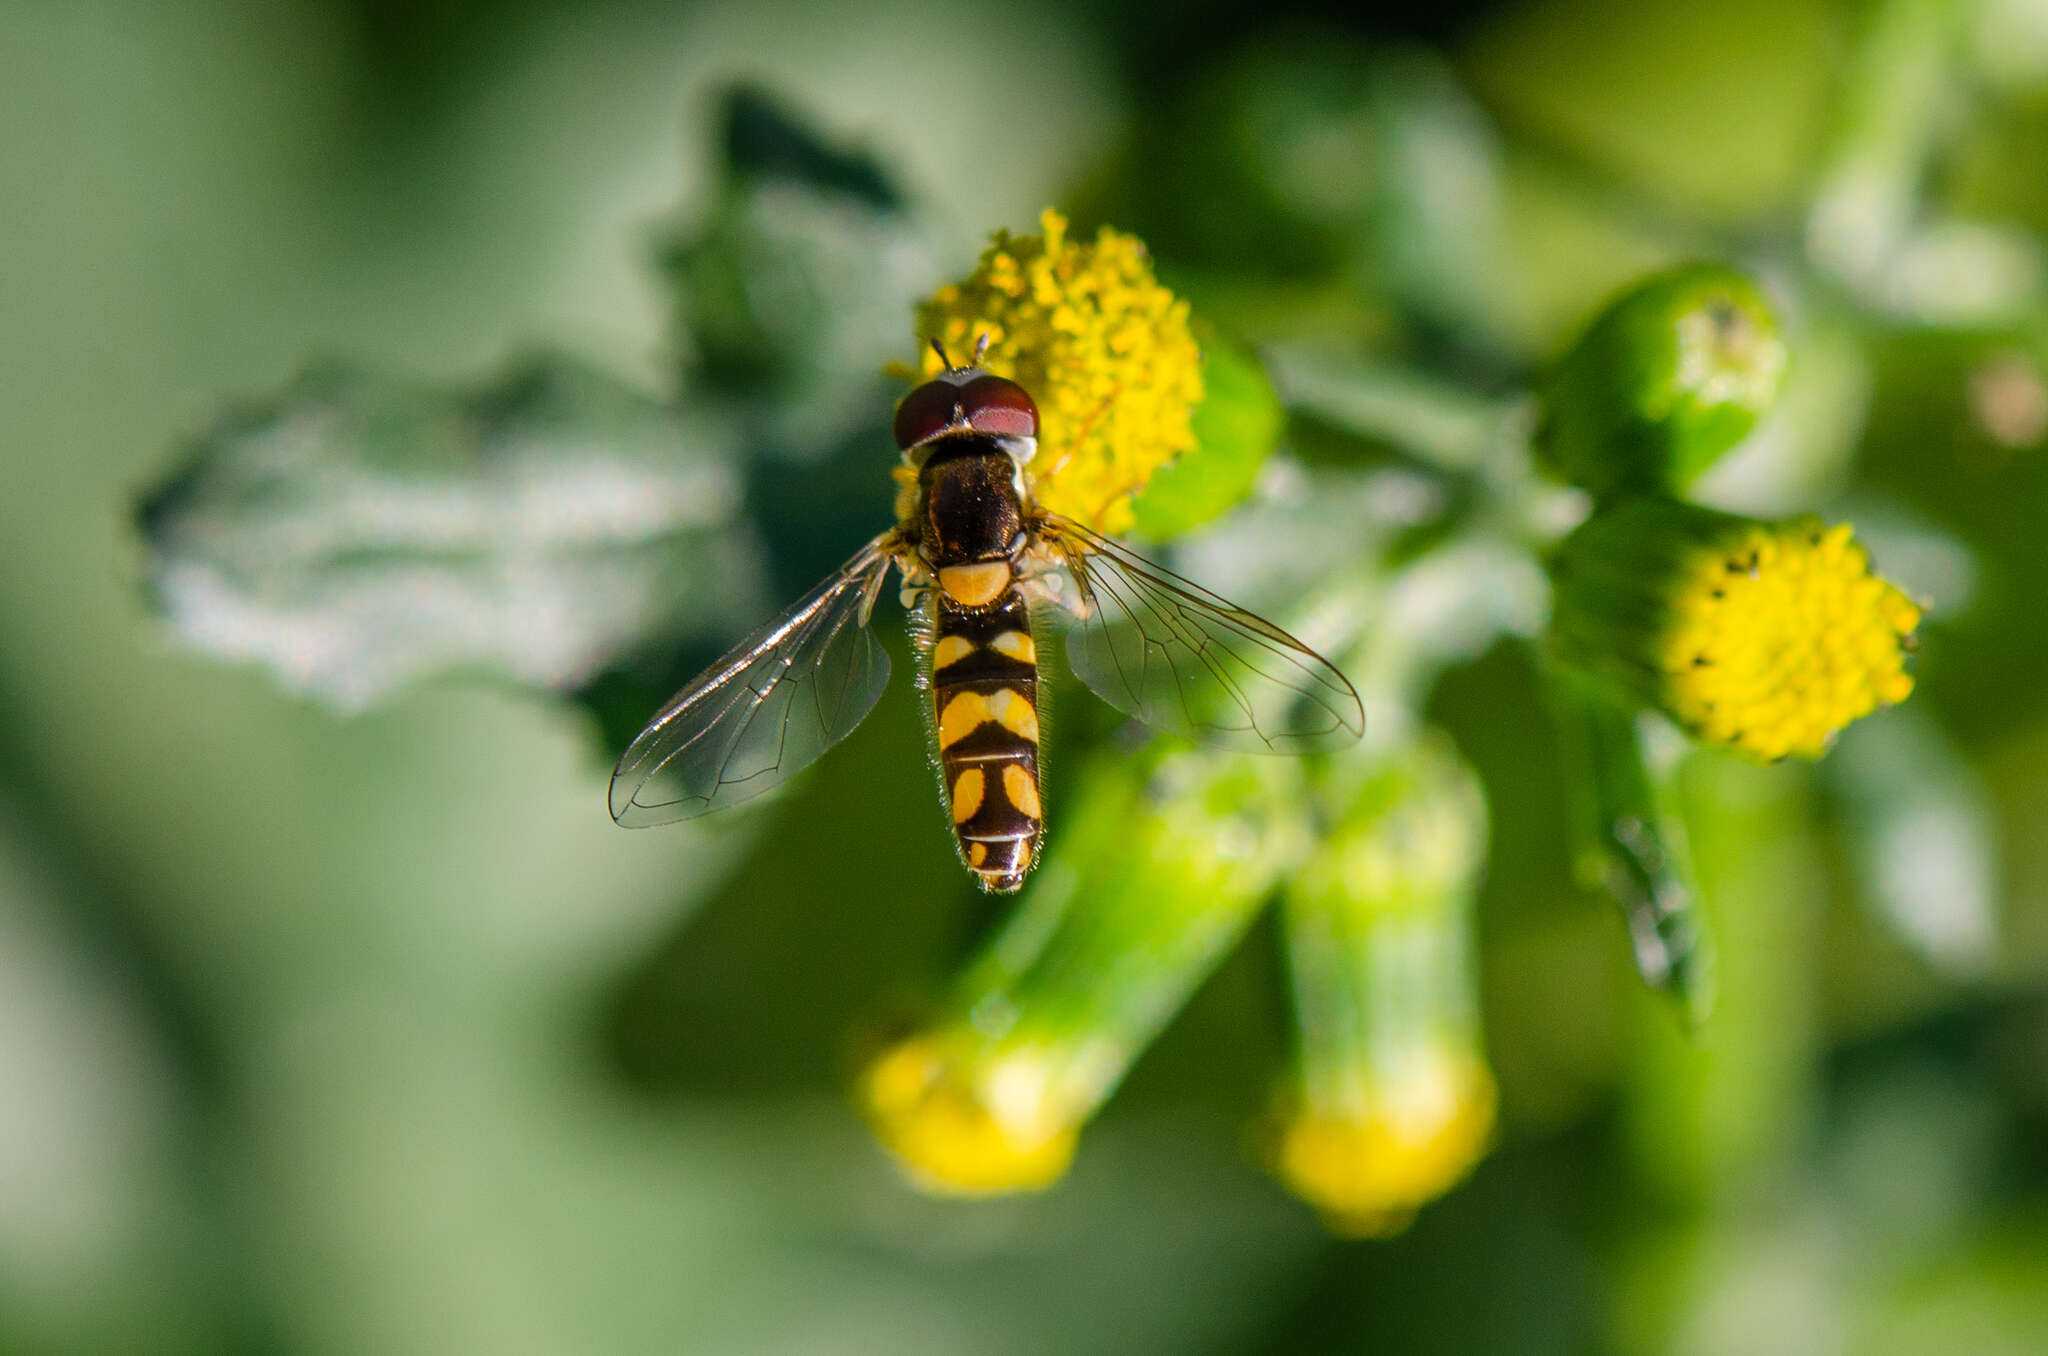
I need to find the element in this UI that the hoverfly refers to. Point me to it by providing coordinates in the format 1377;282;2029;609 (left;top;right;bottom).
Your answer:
609;343;1364;892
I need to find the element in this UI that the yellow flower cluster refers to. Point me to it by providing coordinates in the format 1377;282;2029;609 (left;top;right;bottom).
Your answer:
910;209;1203;533
1658;519;1920;760
857;1033;1077;1196
1267;1046;1498;1238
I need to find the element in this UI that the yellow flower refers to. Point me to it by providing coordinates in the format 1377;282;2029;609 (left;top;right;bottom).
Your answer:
1659;520;1919;758
1267;1047;1498;1238
907;209;1203;533
858;1034;1077;1196
1551;498;1920;761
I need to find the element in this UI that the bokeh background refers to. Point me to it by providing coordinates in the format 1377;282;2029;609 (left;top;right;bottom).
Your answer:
5;0;2048;1352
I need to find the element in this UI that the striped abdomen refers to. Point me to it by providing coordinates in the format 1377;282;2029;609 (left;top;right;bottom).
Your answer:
927;587;1043;893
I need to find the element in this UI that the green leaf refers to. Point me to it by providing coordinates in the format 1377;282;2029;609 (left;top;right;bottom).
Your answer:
720;83;902;209
138;357;766;710
664;86;942;453
1263;340;1520;474
1127;335;1285;540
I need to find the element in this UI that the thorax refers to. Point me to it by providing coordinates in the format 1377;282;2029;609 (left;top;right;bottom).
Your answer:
910;434;1033;571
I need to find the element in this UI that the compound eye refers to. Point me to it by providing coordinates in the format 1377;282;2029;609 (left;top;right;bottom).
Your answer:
960;375;1038;439
893;380;963;450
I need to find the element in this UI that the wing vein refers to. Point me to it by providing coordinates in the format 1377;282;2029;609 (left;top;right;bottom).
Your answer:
1040;514;1363;754
609;538;897;824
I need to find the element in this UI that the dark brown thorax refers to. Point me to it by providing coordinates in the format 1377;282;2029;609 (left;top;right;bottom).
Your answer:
915;435;1027;572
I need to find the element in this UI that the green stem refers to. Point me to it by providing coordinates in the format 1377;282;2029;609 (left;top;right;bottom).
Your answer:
1547;664;1712;1020
936;748;1310;1128
1807;0;1966;286
1264;341;1529;475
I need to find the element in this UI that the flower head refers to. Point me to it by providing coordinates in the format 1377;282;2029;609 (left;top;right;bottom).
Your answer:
908;209;1204;533
1267;1046;1498;1238
1551;497;1920;761
857;1033;1077;1196
1263;734;1497;1235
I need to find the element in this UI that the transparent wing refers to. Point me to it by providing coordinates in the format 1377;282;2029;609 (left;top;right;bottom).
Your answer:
1039;514;1364;754
609;539;895;825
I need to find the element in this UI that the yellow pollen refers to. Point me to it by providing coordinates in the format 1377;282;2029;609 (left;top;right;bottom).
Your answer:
937;691;990;748
906;209;1203;534
858;1035;1076;1196
932;634;976;670
1658;518;1920;760
991;629;1037;663
939;561;1010;607
1003;762;1042;820
952;768;986;823
985;687;1040;743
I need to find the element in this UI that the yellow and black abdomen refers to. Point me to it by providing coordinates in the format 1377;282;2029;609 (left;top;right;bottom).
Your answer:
927;587;1043;892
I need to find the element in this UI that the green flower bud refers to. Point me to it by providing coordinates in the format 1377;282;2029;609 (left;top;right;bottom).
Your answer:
1260;734;1496;1237
857;749;1308;1196
1536;265;1788;497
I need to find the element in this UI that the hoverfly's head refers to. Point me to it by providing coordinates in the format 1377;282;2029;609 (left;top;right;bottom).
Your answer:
893;338;1039;457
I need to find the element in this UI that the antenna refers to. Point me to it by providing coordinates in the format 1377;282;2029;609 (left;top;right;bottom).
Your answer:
972;332;991;365
930;338;953;371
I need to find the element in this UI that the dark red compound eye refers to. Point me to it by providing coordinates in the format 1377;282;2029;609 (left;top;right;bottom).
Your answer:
892;379;965;450
958;375;1038;438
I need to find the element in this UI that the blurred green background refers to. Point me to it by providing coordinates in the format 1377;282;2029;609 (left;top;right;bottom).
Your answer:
5;0;2048;1352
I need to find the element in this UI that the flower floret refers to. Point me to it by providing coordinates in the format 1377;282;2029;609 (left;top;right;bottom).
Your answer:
1656;517;1919;760
909;209;1203;533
